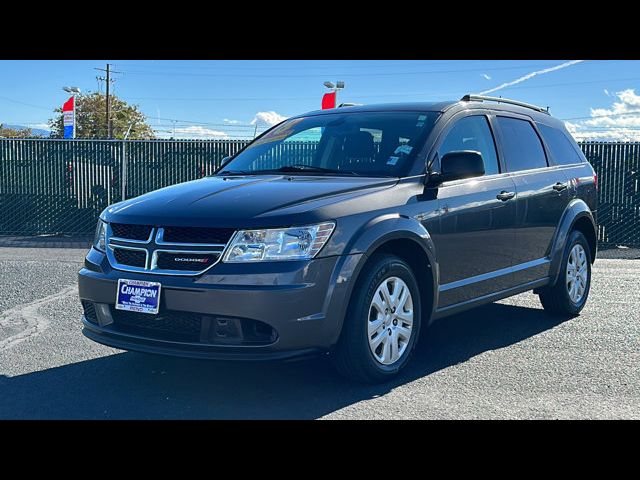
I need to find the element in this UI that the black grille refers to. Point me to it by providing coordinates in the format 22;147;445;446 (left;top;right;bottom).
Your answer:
162;226;235;244
156;251;220;271
106;307;277;345
111;223;152;241
82;301;98;324
113;248;147;267
112;309;202;342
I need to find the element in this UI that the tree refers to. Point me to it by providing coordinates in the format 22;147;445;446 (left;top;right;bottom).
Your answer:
49;92;155;139
0;124;33;138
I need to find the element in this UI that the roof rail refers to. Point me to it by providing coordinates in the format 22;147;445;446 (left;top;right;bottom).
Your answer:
461;94;550;115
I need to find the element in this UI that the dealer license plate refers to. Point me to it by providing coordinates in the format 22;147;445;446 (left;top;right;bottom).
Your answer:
115;279;161;315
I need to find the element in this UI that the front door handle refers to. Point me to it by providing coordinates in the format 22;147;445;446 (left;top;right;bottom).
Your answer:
496;191;516;201
553;182;568;192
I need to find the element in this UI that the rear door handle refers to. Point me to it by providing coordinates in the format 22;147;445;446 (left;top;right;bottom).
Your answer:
496;191;516;201
553;182;568;192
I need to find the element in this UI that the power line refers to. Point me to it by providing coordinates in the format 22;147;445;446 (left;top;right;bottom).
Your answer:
112;61;470;71
143;114;262;128
113;60;633;71
0;96;51;111
125;77;640;103
115;63;557;79
561;109;640;121
487;77;640;91
569;126;640;130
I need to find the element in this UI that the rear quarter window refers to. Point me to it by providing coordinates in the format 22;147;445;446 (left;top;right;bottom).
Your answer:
496;116;548;172
537;123;584;165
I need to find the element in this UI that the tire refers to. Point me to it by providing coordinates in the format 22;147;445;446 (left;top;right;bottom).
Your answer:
538;230;592;317
331;254;422;383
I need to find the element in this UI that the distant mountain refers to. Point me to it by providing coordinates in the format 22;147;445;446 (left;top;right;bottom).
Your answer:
1;124;51;137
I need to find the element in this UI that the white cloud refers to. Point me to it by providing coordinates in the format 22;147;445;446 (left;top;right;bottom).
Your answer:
250;111;287;127
159;125;230;139
223;118;241;125
479;60;583;95
604;89;610;96
565;88;640;141
481;73;491;80
30;123;51;131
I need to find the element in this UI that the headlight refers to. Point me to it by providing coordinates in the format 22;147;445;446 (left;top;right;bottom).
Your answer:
223;222;335;263
94;219;107;252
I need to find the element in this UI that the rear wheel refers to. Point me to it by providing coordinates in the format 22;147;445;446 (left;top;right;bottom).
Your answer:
538;230;592;317
331;254;421;383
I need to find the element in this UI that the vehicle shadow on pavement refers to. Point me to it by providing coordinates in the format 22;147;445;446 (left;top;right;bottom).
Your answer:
0;301;567;419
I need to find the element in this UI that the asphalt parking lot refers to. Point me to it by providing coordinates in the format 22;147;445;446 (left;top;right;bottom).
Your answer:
0;246;638;419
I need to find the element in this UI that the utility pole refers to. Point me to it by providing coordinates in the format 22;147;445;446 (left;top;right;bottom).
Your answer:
106;64;111;138
95;63;121;139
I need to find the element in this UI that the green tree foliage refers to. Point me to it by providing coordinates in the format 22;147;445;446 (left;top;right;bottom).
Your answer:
0;124;34;138
49;92;155;139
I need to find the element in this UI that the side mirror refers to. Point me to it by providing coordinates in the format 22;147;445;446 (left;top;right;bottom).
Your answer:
436;150;485;183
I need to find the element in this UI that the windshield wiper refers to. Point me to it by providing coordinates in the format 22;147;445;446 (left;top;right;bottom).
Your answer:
257;164;361;176
216;169;251;176
218;165;362;176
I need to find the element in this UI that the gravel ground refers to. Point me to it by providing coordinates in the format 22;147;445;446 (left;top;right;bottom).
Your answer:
0;247;638;419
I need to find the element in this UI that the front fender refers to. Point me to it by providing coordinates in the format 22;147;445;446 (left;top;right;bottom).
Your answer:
323;214;439;345
344;213;436;259
548;198;596;285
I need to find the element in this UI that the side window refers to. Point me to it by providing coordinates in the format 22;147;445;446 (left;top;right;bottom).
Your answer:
496;116;548;172
438;116;500;176
537;123;584;165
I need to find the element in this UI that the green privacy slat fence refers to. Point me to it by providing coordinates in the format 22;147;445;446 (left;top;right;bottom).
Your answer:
1;139;639;247
580;142;640;247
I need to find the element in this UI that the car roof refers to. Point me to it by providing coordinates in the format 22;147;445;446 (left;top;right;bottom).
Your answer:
298;102;457;117
295;99;566;128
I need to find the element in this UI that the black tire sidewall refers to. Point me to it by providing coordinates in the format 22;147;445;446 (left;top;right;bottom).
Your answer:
560;231;592;312
349;255;422;376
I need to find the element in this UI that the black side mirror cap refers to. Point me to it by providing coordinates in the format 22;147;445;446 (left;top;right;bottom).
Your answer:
435;150;485;183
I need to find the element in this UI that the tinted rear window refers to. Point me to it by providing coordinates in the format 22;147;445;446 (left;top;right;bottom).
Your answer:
496;116;548;172
537;123;583;165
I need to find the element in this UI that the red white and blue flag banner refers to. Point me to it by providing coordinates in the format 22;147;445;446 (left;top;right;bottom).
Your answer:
62;96;75;139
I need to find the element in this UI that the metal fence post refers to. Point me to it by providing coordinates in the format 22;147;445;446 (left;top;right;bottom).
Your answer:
121;140;127;201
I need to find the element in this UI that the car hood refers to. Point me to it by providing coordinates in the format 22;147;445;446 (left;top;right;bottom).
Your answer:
103;175;398;228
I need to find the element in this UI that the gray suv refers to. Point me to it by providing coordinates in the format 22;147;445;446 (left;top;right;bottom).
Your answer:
79;95;598;383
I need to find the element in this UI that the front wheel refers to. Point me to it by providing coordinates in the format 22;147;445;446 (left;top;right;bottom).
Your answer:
538;230;592;317
331;254;422;383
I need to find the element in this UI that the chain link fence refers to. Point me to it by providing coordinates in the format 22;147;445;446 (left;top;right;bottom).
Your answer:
1;139;639;247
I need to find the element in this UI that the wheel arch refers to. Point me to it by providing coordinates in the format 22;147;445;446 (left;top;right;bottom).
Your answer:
548;198;597;285
329;215;440;344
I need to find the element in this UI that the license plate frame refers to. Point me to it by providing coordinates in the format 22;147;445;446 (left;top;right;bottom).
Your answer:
115;279;162;315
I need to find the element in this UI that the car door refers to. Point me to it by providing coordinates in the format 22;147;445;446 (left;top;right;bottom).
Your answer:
430;114;519;308
493;115;570;285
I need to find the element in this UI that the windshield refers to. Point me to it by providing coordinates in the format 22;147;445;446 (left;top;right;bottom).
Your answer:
219;111;439;177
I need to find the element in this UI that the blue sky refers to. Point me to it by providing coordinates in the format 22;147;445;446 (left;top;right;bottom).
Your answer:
1;60;640;140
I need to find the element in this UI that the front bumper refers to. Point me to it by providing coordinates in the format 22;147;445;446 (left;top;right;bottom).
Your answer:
78;248;363;360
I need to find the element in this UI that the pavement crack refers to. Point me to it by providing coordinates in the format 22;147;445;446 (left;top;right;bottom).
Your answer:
0;285;77;351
